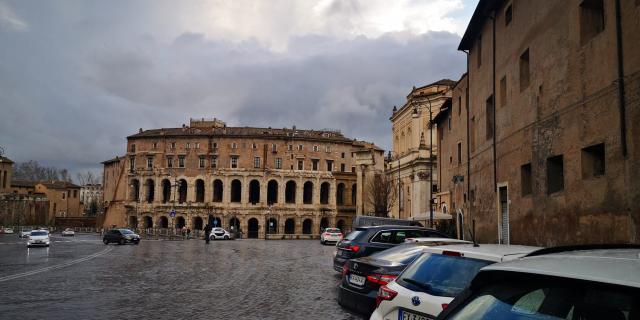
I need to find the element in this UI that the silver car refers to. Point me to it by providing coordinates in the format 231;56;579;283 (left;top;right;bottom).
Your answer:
209;227;233;240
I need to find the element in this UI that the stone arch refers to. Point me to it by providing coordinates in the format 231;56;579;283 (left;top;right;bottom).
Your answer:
161;179;171;203
229;217;241;233
176;216;186;229
320;217;329;232
249;179;260;204
302;218;313;234
143;215;153;228
213;179;223;202
231;179;242;203
145;179;155;203
129;216;138;229
158;216;168;229
285;180;296;203
320;182;330;204
267;180;278;204
336;183;345;205
247;218;259;238
284;218;295;234
178;179;187;203
208;215;222;228
303;181;313;204
193;216;203;230
337;219;345;231
267;217;278;234
195;179;205;203
130;179;140;201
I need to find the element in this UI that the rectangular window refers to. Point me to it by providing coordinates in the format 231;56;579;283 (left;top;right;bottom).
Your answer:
341;152;345;158
457;142;462;164
297;160;304;170
458;96;462;116
232;142;237;149
476;35;482;68
275;158;282;169
178;156;185;168
521;163;532;196
62;192;65;199
326;160;334;172
470;117;476;153
130;144;136;152
312;159;319;171
167;156;173;168
171;142;176;149
254;156;261;168
210;156;217;168
581;143;605;178
500;75;507;107
288;144;293;151
186;143;190;149
448;116;452;131
73;190;77;198
520;49;530;90
272;144;277;152
147;157;153;169
580;0;604;44
505;4;513;25
213;142;218;149
547;155;564;194
313;145;319;152
351;166;356;173
231;156;238;169
153;142;157;149
129;156;135;171
199;156;206;168
195;142;200;149
340;163;346;172
486;95;495;140
298;144;303;151
326;146;331;153
252;143;257;149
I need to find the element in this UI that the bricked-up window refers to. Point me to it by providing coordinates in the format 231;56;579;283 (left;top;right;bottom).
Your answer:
231;156;238;169
486;95;495;140
326;146;332;153
210;156;217;168
195;142;200;149
147;157;153;169
186;143;190;149
505;4;513;25
326;160;334;172
253;156;261;168
476;35;482;68
520;49;530;90
580;0;604;45
178;156;185;168
297;160;303;170
199;156;206;168
312;159;319;171
275;157;282;169
232;142;237;149
582;143;605;178
129;156;135;172
341;163;346;172
271;144;277;152
521;163;532;196
457;142;462;164
167;156;173;168
547;155;564;194
500;76;507;107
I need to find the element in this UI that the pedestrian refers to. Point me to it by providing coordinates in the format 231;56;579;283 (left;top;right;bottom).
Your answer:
186;228;191;239
204;223;212;244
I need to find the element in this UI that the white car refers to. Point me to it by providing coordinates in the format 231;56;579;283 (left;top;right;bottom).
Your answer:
371;244;540;320
27;230;50;247
320;228;343;245
3;227;14;234
61;228;75;236
18;229;32;238
209;227;232;240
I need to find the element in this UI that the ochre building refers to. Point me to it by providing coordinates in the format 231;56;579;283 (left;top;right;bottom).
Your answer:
102;118;381;238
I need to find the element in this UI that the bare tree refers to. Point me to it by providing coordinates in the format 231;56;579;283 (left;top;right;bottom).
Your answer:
13;160;72;182
366;173;397;217
76;171;97;185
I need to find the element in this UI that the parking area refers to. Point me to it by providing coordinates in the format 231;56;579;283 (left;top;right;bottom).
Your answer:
0;234;363;320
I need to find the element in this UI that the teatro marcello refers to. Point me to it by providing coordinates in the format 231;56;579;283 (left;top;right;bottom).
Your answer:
101;118;384;238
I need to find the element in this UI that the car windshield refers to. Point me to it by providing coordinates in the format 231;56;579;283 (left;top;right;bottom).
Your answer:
343;230;364;241
449;276;640;320
30;231;48;236
326;228;340;233
369;244;426;264
120;229;134;234
397;253;492;297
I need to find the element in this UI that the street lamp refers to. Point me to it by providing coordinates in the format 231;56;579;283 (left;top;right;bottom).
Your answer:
419;96;436;229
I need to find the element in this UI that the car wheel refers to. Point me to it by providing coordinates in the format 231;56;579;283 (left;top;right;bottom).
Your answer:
134;241;140;245
224;235;229;240
118;239;125;245
103;239;109;245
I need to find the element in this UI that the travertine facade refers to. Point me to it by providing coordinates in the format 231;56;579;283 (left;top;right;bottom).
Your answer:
0;156;12;194
102;118;381;238
436;0;640;245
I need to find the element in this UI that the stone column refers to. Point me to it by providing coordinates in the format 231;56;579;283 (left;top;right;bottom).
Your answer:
223;176;231;204
241;175;248;204
260;176;267;206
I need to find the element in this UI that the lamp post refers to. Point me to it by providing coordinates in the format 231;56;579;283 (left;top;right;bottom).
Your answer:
386;151;401;219
420;95;436;229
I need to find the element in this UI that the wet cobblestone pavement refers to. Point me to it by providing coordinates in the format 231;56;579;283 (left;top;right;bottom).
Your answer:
0;233;363;320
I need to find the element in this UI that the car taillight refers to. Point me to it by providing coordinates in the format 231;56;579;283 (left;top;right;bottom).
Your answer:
442;250;462;257
375;285;398;307
441;303;449;310
366;274;397;286
342;263;349;277
346;245;360;252
323;232;329;236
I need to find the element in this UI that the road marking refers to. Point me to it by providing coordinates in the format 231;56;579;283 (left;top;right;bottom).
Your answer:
0;247;113;283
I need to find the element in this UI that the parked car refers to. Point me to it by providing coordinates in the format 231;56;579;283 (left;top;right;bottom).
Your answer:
352;216;423;228
333;225;450;272
371;244;540;320
320;228;343;245
61;228;75;236
436;245;640;320
103;228;140;245
3;227;14;234
209;227;232;240
338;238;471;315
18;228;32;238
27;230;50;247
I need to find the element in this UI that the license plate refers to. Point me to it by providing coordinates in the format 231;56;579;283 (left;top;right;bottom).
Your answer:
349;274;366;286
338;249;348;257
399;310;433;320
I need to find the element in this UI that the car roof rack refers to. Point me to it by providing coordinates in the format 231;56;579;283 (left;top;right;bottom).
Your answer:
525;244;640;257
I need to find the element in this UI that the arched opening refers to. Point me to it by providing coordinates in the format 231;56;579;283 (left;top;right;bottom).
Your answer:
303;181;313;204
267;217;278;234
231;179;242;203
176;216;185;229
145;179;155;203
178;179;187;203
320;217;329;232
320;182;330;204
284;218;295;234
337;219;345;232
159;216;168;229
267;180;278;204
213;179;223;202
336;183;345;205
302;219;313;234
249;180;260;204
229;217;240;233
248;218;259;238
351;184;357;205
285;181;296;203
195;179;205;203
161;179;171;203
130;179;140;201
193;216;203;230
143;216;153;229
129;216;138;229
208;215;222;228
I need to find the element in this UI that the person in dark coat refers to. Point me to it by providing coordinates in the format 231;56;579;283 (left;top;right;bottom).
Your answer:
204;224;212;244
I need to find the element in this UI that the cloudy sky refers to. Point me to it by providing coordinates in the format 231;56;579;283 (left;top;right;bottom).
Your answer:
0;0;476;177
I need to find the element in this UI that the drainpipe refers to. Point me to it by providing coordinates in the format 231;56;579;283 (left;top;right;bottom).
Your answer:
614;0;627;157
463;49;471;239
490;13;497;192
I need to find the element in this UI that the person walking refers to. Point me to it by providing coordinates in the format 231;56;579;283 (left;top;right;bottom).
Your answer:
204;223;212;244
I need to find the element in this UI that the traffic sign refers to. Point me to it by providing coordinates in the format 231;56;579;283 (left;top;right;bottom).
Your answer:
169;209;176;218
213;220;218;226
